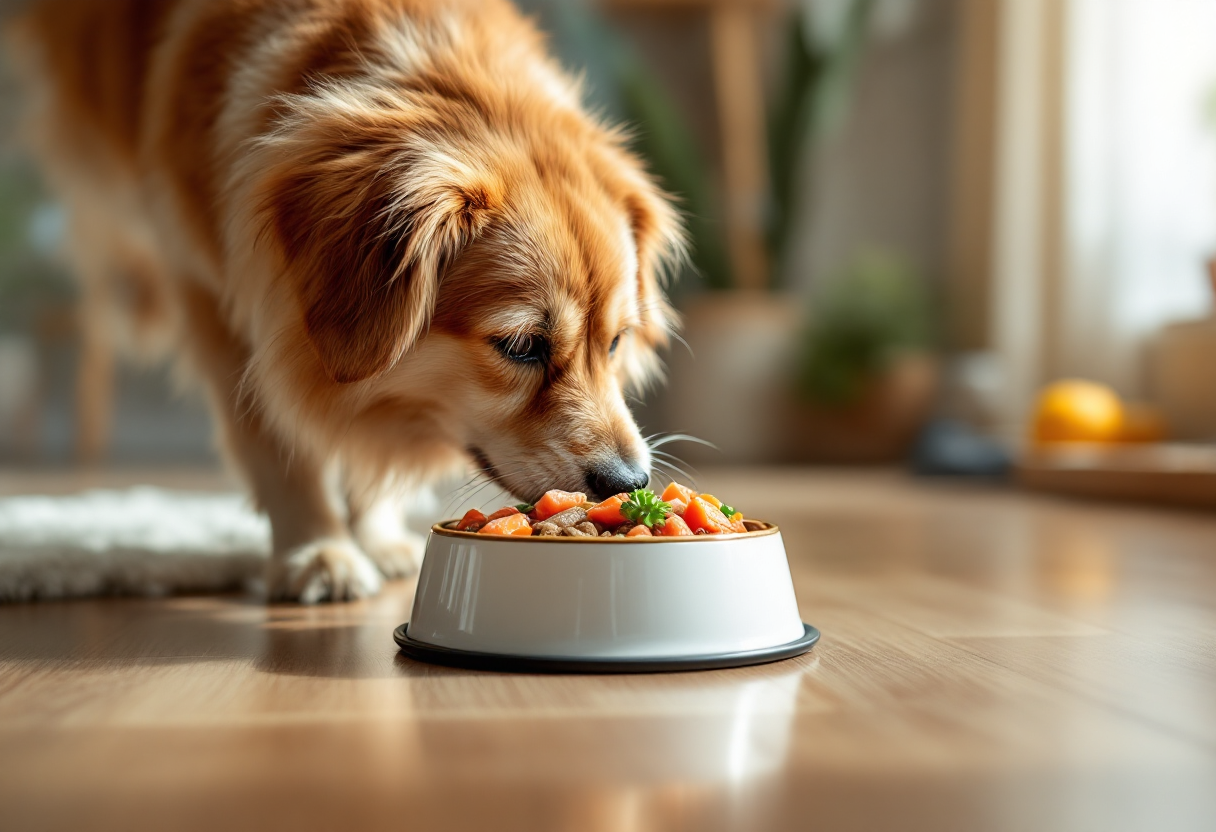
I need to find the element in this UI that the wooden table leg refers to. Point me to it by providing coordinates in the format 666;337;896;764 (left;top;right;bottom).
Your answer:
709;2;770;290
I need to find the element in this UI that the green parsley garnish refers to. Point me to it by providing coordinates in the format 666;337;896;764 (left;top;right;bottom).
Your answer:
718;503;737;517
620;488;672;528
514;503;535;514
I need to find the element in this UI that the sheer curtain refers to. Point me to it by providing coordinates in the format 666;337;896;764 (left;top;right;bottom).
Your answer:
1062;0;1216;394
989;0;1216;434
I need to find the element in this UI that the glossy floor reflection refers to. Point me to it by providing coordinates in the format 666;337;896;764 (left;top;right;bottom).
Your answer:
2;469;1215;831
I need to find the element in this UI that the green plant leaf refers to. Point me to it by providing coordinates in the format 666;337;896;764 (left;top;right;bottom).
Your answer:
794;252;934;406
620;489;673;528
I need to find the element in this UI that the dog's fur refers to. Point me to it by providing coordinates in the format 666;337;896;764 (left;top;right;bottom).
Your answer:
8;0;683;602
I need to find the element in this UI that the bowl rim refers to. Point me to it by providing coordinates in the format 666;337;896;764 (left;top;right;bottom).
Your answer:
431;519;780;543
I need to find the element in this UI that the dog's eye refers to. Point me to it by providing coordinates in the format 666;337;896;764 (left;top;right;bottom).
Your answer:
497;333;548;364
609;334;622;356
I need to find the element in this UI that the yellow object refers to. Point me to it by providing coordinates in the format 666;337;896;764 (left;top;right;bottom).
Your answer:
1117;402;1167;444
1032;380;1124;444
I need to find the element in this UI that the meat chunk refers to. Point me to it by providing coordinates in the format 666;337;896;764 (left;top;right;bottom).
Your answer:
534;521;563;537
546;506;589;528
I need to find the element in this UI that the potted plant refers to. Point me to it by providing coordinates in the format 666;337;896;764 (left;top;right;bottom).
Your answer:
787;252;938;462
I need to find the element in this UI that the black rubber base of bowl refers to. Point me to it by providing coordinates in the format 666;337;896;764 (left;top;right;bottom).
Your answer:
393;623;820;674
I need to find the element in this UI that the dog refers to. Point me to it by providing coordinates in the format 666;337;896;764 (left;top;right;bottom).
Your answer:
8;0;684;602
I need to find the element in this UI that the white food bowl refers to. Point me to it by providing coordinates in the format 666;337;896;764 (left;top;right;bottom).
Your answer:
395;520;818;672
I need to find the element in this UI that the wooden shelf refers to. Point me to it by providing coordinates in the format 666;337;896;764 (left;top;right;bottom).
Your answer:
1018;443;1216;509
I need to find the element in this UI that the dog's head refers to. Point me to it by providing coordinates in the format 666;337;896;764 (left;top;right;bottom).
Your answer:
262;82;684;503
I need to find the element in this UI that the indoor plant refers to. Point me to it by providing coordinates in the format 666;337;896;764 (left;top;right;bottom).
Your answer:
787;252;938;462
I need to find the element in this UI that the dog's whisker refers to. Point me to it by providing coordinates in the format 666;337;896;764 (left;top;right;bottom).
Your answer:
650;457;695;486
444;479;486;511
650;449;698;473
444;478;494;514
651;466;697;487
647;432;718;451
446;476;480;499
443;466;510;512
650;447;692;462
650;453;698;483
464;478;508;510
443;458;535;512
650;460;695;491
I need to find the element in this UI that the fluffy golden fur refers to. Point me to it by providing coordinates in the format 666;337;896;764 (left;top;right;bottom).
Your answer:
9;0;683;602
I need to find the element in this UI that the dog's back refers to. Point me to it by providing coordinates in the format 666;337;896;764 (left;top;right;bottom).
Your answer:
7;0;185;356
10;0;173;163
8;0;536;357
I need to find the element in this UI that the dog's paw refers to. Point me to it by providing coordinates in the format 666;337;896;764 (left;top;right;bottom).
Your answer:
359;531;425;580
268;538;383;604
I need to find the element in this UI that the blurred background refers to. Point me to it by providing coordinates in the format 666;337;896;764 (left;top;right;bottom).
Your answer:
2;0;1216;506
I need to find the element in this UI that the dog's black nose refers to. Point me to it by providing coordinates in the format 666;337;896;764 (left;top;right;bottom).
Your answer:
585;460;649;499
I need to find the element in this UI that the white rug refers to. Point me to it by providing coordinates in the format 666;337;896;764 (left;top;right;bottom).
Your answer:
0;488;270;602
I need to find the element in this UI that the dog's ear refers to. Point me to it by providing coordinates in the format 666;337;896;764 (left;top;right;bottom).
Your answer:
266;128;501;384
624;180;685;349
603;174;686;393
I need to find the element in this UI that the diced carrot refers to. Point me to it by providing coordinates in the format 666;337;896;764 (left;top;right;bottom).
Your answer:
456;509;487;531
657;514;693;536
479;513;533;536
660;482;696;504
587;494;629;528
700;493;722;508
485;506;520;522
534;489;587;521
626;524;653;537
683;496;732;534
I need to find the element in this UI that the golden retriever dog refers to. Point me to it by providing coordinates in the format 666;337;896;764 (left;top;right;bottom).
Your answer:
7;0;683;602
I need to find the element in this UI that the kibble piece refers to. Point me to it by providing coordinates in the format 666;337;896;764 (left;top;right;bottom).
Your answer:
600;530;613;537
534;521;563;537
574;521;598;536
742;519;766;532
563;525;595;537
547;506;589;528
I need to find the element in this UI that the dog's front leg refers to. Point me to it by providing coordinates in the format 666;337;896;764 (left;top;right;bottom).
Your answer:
181;284;382;603
346;481;425;580
244;442;383;604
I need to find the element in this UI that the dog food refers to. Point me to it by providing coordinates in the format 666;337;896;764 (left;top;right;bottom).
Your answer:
454;484;765;538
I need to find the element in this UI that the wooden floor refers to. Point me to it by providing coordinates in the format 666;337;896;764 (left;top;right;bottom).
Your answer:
2;468;1215;832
